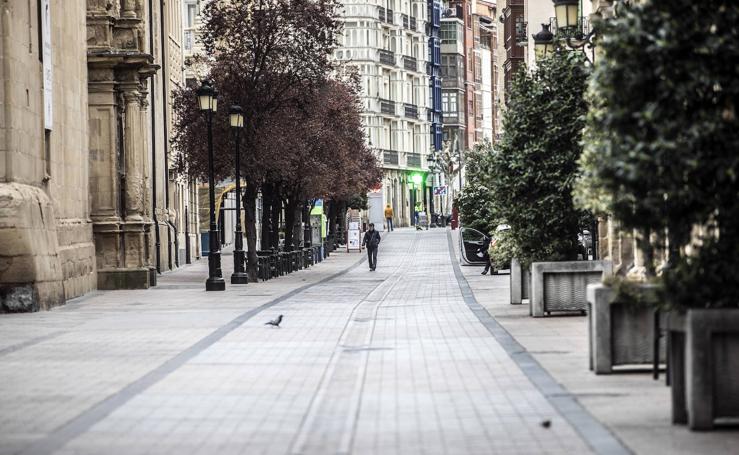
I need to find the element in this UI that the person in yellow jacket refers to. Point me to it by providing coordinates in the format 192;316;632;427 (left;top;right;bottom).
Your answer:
384;204;394;231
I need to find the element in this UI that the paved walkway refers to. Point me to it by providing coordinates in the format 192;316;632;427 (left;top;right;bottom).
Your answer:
2;229;625;454
453;230;739;455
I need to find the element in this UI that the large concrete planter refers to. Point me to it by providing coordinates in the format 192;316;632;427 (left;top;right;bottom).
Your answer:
587;283;664;374
668;309;739;430
509;258;530;305
531;260;613;317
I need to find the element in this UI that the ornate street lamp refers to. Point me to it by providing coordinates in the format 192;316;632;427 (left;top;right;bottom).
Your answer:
532;23;555;61
197;80;225;291
549;0;598;62
553;0;579;30
229;105;248;284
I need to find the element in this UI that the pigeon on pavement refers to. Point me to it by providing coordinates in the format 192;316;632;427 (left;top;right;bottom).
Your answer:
540;419;551;429
265;315;283;327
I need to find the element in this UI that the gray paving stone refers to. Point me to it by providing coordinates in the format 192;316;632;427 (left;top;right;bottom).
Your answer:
1;229;598;455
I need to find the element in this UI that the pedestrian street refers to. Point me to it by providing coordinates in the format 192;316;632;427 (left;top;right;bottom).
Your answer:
0;229;627;455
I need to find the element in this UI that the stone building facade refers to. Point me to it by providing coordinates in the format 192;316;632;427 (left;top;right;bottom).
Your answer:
0;0;199;312
1;0;96;311
335;0;433;229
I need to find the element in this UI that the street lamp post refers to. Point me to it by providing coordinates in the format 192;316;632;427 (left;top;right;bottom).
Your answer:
229;105;248;284
410;172;423;226
428;164;437;224
553;0;579;30
427;151;438;222
532;23;555;61
548;0;600;63
303;203;312;248
197;80;225;291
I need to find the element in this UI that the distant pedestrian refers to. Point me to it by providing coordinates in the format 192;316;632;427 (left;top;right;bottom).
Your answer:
384;204;394;231
362;223;381;271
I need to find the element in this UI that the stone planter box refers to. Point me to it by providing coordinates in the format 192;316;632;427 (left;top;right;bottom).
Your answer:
531;260;613;317
509;258;530;305
668;309;739;430
587;283;664;374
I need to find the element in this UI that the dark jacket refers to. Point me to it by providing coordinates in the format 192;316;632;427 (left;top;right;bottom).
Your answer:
478;237;491;259
362;230;381;249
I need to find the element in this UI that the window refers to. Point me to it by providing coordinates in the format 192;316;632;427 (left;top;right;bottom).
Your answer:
184;31;193;51
186;3;197;27
441;56;457;79
440;22;456;44
442;93;457;114
474;53;482;83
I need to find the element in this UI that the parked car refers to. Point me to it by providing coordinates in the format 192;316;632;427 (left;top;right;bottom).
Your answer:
462;224;592;269
459;227;489;265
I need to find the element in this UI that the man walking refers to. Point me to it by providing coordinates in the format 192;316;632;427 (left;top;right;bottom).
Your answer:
384;204;394;231
362;223;381;271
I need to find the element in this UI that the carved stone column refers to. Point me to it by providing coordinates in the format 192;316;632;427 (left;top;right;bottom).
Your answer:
87;1;158;289
121;0;138;18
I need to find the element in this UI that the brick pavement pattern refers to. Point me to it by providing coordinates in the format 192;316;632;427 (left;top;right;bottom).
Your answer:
0;229;594;455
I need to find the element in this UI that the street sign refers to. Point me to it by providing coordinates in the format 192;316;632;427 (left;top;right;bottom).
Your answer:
346;211;362;252
433;186;448;195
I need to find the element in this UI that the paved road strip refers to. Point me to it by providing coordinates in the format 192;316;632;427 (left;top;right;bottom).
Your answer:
20;254;367;455
290;233;419;454
446;230;632;455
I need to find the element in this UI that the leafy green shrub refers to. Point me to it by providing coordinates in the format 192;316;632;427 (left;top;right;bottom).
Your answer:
489;229;515;271
575;0;739;309
457;140;501;234
489;52;590;267
456;183;498;234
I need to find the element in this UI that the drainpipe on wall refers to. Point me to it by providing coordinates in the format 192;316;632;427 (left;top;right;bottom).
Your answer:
148;0;161;274
160;0;176;270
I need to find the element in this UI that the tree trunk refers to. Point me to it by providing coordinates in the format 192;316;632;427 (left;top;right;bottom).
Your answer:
326;199;336;237
293;203;303;248
338;200;347;232
260;182;272;251
269;190;281;249
283;196;297;249
302;202;311;246
244;185;259;281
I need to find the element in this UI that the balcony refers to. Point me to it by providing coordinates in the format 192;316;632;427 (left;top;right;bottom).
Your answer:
379;49;395;66
386;9;394;24
410;16;417;31
402;14;409;29
407;153;422;168
382;150;399;165
403;55;417;72
378;6;386;22
441;75;464;89
379;98;395;115
404;103;418;119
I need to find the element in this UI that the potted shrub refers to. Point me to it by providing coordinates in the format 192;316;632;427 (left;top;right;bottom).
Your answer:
456;140;503;235
587;278;664;374
575;0;739;429
508;258;530;304
490;51;611;316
